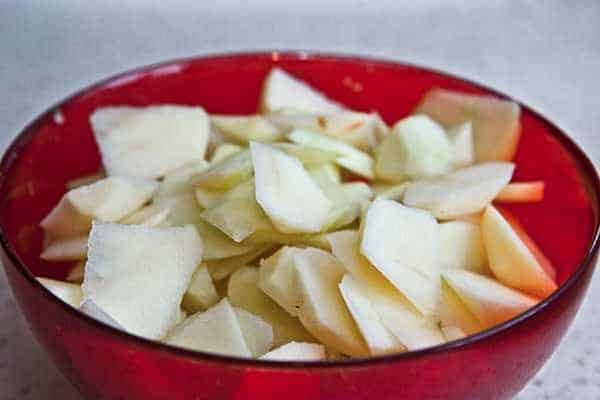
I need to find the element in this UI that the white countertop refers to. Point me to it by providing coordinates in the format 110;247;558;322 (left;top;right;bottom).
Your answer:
1;1;599;398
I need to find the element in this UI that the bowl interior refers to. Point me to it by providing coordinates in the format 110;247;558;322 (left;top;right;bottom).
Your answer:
0;52;597;291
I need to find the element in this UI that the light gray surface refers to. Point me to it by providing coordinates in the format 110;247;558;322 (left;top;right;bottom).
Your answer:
1;1;599;399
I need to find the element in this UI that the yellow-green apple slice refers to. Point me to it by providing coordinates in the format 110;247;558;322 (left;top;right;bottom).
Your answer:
495;181;545;203
360;198;441;315
165;298;251;357
260;341;326;361
414;88;521;162
438;278;483;335
228;266;314;347
307;163;341;185
234;307;274;357
120;203;172;227
82;222;202;340
40;236;87;261
403;162;514;220
210;143;244;163
206;245;274;281
442;269;539;328
274;143;339;166
447;121;475;168
293;247;368;357
320;182;373;231
36;277;82;308
155;161;209;197
251;142;332;233
375;115;453;182
182;263;220;314
191;150;253;191
91;106;210;179
481;205;557;297
439;221;488;274
260;68;343;114
41;176;157;238
259;246;304;316
212;115;283;144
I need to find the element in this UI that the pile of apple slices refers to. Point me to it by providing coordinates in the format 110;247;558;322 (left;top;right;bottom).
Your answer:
37;68;556;361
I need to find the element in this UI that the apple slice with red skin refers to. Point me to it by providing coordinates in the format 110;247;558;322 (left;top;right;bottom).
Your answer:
495;181;545;203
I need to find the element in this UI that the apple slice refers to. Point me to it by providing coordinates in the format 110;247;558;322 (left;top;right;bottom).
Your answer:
207;245;275;281
67;261;85;283
155;161;209;198
339;274;404;355
37;277;82;308
191;150;253;191
82;222;202;340
212;115;283;144
293;247;368;357
243;229;331;251
182;263;220;313
274;143;339;166
308;163;341;185
234;307;274;357
439;221;488;274
251;142;332;233
447;121;475;168
260;341;326;361
403;162;514;220
495;181;545;203
288;129;374;179
228;266;314;347
415;88;521;162
360;198;441;315
91;106;210;179
260;68;343;114
438;279;483;335
441;326;467;341
259;246;304;316
120;203;172;227
373;182;408;201
210;143;244;163
66;172;105;190
375;115;453;182
40;236;88;261
320;182;373;231
328;230;444;350
443;269;539;328
80;299;124;330
481;205;557;298
165;298;251;357
41;176;157;238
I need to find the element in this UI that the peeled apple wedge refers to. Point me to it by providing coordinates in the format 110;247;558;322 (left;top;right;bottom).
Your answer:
495;181;545;203
442;269;539;328
447;121;475;168
328;230;445;350
41;176;157;238
373;182;408;201
155;161;209;198
182;264;220;313
260;68;343;114
82;222;202;340
403;162;514;220
206;245;274;281
308;163;341;185
375;115;453;182
191;150;253;191
37;277;82;308
441;326;467;341
414;88;521;162
274;143;339;166
438;279;483;335
201;196;271;243
165;298;252;357
439;221;487;274
251;142;332;233
260;341;326;361
91;106;210;179
228;266;314;346
212;115;283;143
293;247;368;357
481;205;557;298
258;246;304;316
288;129;374;179
80;299;124;330
234;307;274;357
210;143;244;163
360;198;441;315
40;236;88;261
120;203;172;227
320;182;373;231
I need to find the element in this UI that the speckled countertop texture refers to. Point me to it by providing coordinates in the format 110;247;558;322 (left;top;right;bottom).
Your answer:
1;1;599;398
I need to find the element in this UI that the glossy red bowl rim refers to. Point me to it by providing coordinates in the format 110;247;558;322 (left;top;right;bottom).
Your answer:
1;51;599;370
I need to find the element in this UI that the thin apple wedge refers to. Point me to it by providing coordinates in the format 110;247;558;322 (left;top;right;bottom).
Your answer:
80;299;124;330
441;326;467;341
82;222;202;340
91;106;210;179
210;143;244;163
307;163;341;185
375;115;453;182
190;150;253;191
260;341;326;361
442;269;539;328
251;142;332;233
481;205;557;298
234;307;274;357
360;198;441;315
438;279;483;335
40;236;87;261
293;247;368;357
495;181;545;203
274;143;339;166
415;88;521;162
37;277;82;308
447;121;475;168
260;68;343;114
212;115;283;144
41;176;157;238
320;182;373;231
228;266;314;346
439;221;488;274
120;203;172;227
155;161;209;198
259;246;304;316
182;263;220;314
206;245;275;281
165;298;252;357
373;182;408;201
403;162;514;220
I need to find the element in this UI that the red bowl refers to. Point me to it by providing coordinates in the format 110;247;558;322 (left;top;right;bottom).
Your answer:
0;52;598;400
